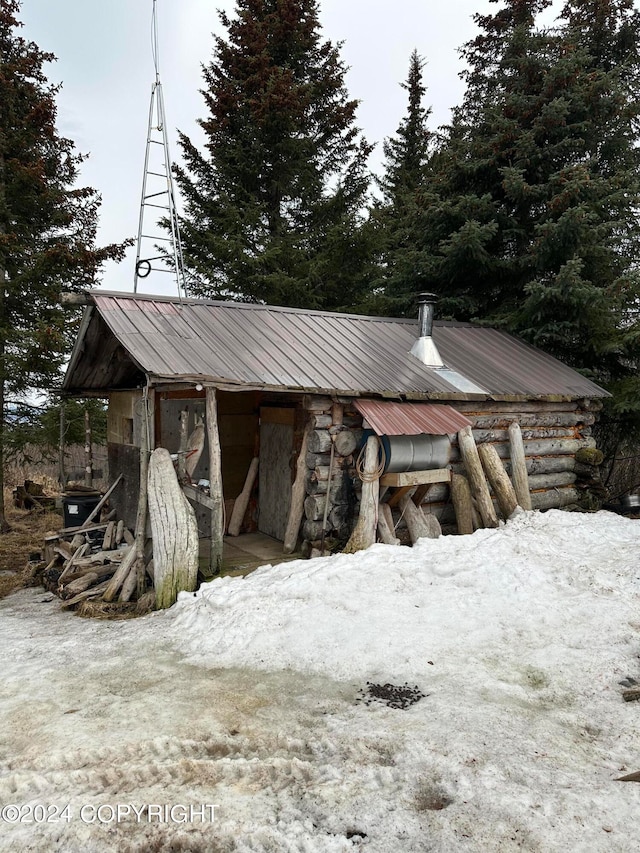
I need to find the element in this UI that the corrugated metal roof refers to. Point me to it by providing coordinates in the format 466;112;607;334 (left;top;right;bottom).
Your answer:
63;291;610;400
354;400;472;435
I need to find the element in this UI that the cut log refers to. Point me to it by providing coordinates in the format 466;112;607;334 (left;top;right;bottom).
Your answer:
283;419;313;553
530;487;579;510
378;502;400;545
78;474;123;530
457;427;499;529
450;473;474;535
58;543;89;585
478;443;519;519
313;414;332;429
60;580;110;609
420;508;442;538
61;572;99;598
332;430;357;458
102;546;137;603
146;447;199;609
398;491;436;543
102;521;116;552
119;561;139;603
344;436;380;553
508;422;532;511
123;527;135;546
115;519;124;545
228;457;259;537
331;402;344;427
308;429;333;454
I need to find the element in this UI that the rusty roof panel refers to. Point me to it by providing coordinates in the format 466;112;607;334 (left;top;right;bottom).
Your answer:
354;400;472;435
63;292;610;400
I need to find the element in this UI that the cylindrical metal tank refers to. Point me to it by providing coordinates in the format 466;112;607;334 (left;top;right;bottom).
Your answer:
380;434;451;474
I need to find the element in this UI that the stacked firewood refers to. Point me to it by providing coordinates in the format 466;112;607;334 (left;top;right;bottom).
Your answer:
43;515;153;611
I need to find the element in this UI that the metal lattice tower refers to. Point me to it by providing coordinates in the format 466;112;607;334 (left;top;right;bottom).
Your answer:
133;0;188;298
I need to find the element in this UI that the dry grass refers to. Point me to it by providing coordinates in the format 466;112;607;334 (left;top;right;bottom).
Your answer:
0;500;62;600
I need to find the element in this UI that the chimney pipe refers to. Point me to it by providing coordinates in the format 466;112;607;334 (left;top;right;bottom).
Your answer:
410;292;444;368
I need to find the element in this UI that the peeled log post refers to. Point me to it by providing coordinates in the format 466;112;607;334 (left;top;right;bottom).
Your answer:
147;447;199;609
206;388;225;574
450;474;474;535
478;443;518;520
283;419;313;553
457;427;499;529
102;546;137;603
508;422;532;511
377;501;400;545
344;436;379;553
228;457;259;537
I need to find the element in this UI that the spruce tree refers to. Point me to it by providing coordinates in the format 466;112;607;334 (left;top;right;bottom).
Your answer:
0;0;128;529
369;50;434;316
420;0;640;387
174;0;373;311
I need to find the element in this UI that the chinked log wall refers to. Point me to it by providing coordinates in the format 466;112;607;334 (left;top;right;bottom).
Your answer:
300;396;599;545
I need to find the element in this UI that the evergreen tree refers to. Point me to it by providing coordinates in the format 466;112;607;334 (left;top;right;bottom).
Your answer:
174;0;374;311
0;0;128;529
369;50;434;316
419;0;640;388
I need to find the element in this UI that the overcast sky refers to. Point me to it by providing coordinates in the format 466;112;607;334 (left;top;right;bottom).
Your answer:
17;0;557;296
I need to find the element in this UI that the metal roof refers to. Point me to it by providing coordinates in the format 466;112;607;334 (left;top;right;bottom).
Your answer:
354;400;472;436
62;291;610;400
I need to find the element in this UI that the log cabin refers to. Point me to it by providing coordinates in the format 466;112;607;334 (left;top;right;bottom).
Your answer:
62;290;609;570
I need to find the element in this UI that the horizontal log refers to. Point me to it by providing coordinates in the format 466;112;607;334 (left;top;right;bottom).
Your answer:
453;401;579;413
530;487;578;510
472;427;575;443
469;412;595;429
308;430;333;454
527;472;577;490
304;395;333;412
450;437;595;462
450;456;576;478
314;414;332;429
306;451;331;470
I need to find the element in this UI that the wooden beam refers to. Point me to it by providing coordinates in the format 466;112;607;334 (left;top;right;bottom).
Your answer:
387;485;414;508
380;468;451;488
182;483;217;511
206;387;225;573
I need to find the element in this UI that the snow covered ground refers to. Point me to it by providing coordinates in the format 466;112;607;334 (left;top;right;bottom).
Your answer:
2;509;640;852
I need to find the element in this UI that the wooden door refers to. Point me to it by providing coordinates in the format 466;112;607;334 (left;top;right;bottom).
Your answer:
259;408;294;540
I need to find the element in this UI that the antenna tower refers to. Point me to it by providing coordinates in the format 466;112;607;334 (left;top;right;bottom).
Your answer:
133;0;188;297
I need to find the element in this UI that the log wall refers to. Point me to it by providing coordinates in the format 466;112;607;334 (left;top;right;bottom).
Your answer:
299;395;602;546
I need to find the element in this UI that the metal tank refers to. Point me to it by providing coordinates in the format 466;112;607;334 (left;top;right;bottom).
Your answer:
380;433;451;474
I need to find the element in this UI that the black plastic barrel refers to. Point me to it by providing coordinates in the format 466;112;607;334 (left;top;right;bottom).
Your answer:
62;492;101;528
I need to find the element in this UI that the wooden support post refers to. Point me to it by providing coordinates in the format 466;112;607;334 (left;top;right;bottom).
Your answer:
134;401;150;597
284;419;313;553
451;473;475;535
377;502;399;545
228;457;259;538
147;448;199;609
58;404;66;489
206;387;225;573
344;436;380;553
509;422;532;510
457;427;499;529
177;407;189;483
84;408;93;488
102;547;137;603
478;443;518;519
